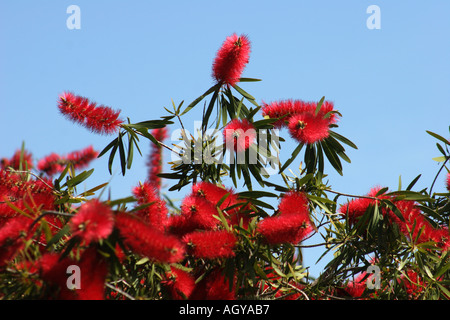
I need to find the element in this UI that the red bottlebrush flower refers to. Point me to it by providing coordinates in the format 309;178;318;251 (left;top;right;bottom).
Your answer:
287;112;331;144
0;216;32;266
115;212;185;263
38;146;99;177
183;230;237;259
66;145;99;170
170;195;220;235
58;91;123;135
37;252;75;288
398;270;425;299
212;33;251;87
37;153;65;176
446;172;450;191
223;119;256;152
132;181;168;232
339;187;387;225
262;99;338;135
191;181;236;209
430;226;450;251
69;199;114;244
344;272;367;298
191;268;236;300
147;127;168;190
258;213;313;245
278;191;310;217
0;169;56;220
0;149;34;170
73;247;109;300
163;266;196;300
258;190;312;245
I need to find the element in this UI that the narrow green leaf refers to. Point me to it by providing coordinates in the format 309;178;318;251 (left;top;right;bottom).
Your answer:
315;96;325;116
329;131;358;149
118;133;126;176
181;84;220;116
406;174;421;191
232;84;255;100
279;142;304;173
239;77;262;82
426;130;449;145
98;137;119;158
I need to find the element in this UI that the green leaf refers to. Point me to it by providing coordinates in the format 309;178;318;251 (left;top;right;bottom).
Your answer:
432;156;447;162
46;224;71;248
426;130;449;146
279;142;304;173
321;139;343;175
65;169;94;188
181;84;220;116
315;96;325;116
118;132;126;176
386;190;431;202
406;174;421;191
238;190;278;199
329;131;358;149
239;77;262;82
98;137;119;158
232;84;255;100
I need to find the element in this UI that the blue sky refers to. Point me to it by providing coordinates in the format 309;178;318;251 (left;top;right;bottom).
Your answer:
1;1;449;277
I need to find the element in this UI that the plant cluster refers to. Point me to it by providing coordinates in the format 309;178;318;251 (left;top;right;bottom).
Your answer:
0;33;449;300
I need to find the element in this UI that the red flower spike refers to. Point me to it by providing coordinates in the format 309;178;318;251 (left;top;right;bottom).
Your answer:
69;199;114;244
446;172;450;191
258;214;313;245
190;268;236;300
66;145;99;170
115;212;185;264
223;119;256;152
261;99;338;140
147;127;168;190
163;267;196;300
38;146;99;177
58;91;123;135
183;230;237;259
132;181;169;231
0;149;34;171
0;216;32;267
212;33;251;87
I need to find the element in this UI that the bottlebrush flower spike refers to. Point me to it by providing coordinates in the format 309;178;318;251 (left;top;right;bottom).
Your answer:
115;212;185;263
262;99;338;143
258;191;313;245
147;127;168;190
69;199;115;244
38;146;99;177
58;91;123;135
446;172;450;191
0;217;32;267
212;33;251;87
168;195;220;235
163;266;196;300
0;149;33;170
258;213;313;245
132;181;169;232
190;268;236;300
183;230;237;259
223;118;256;152
0;169;56;220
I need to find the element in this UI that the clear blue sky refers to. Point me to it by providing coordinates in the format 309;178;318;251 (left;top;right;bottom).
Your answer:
1;1;449;277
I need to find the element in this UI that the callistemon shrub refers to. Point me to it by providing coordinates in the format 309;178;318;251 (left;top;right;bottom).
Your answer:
0;33;449;301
